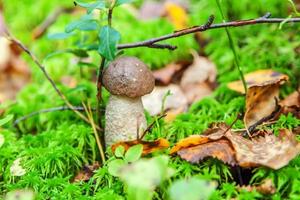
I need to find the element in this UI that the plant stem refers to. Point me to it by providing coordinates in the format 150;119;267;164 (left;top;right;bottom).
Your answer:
83;103;106;163
215;0;247;93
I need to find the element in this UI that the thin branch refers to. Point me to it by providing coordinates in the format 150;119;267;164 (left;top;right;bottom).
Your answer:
13;106;98;126
139;113;167;140
5;34;101;130
117;13;300;50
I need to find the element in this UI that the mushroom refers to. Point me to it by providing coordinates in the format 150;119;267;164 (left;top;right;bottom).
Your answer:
102;56;155;145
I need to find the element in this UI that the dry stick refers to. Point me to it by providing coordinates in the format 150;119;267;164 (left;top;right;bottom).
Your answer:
139;113;167;141
13;106;98;126
83;103;106;162
32;7;74;39
117;13;300;50
6;35;101;130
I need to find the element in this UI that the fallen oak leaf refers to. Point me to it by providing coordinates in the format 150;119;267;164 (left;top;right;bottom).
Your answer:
177;139;237;166
153;62;184;85
225;129;300;169
112;138;170;155
227;69;289;130
227;69;288;94
244;82;282;128
172;124;300;170
170;123;227;154
280;88;300;107
180;51;217;104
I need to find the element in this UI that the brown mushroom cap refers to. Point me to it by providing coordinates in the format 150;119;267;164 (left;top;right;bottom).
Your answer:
102;56;155;98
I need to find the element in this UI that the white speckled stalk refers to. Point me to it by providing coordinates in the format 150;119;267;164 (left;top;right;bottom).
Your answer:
105;95;147;146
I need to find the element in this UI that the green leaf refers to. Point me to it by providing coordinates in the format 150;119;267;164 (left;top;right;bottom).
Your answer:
65;19;98;33
0;134;4;148
107;159;126;177
47;32;74;40
115;146;125;158
43;49;89;62
169;178;216;200
75;1;105;13
124;144;143;163
0;114;13;127
115;0;133;7
78;61;98;68
98;26;121;61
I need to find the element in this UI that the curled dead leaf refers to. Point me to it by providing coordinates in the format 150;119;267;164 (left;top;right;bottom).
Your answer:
172;124;300;169
227;69;288;94
227;69;288;128
177;139;237;166
180;52;217;104
226;129;300;169
112;138;170;155
244;82;281;127
153;62;184;85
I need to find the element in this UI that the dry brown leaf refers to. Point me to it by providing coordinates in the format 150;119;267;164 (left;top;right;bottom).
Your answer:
142;84;188;116
180;52;217;104
112;138;170;155
163;2;188;29
0;37;31;103
225;129;300;169
172;124;300;169
138;0;188;24
73;162;100;182
170;124;227;154
153;63;183;85
238;179;276;195
244;82;281;127
280;89;300;107
227;70;289;128
177;139;237;166
227;69;288;94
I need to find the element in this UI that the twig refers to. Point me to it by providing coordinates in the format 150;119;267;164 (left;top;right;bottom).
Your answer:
32;7;74;39
117;13;300;50
5;34;100;130
83;102;106;163
13;106;98;126
139;113;167;140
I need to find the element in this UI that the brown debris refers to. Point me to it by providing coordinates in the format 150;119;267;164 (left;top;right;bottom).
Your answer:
180;52;217;104
172;124;300;170
153;62;184;85
73;162;100;182
112;138;169;155
177;139;237;166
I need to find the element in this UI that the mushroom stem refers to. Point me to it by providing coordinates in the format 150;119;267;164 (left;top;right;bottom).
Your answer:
105;95;147;145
